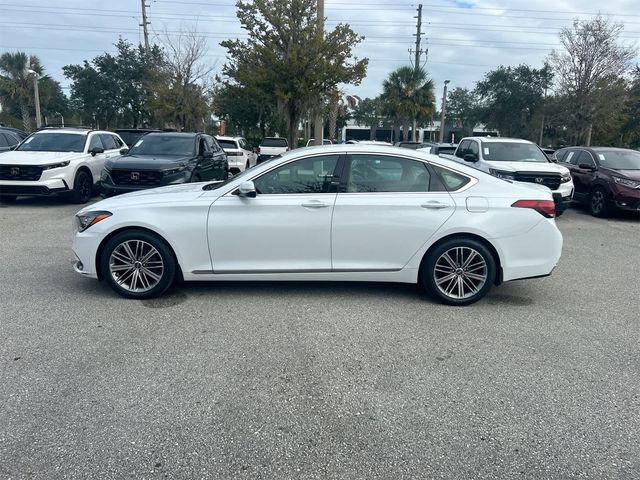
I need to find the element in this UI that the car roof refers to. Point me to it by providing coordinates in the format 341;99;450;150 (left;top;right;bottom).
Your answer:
145;132;198;138
474;137;532;144
34;128;90;135
262;137;287;140
216;136;241;141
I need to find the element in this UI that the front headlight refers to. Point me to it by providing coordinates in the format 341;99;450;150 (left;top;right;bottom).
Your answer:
561;172;572;183
42;161;70;170
489;168;516;181
613;176;640;189
162;165;187;176
76;211;112;232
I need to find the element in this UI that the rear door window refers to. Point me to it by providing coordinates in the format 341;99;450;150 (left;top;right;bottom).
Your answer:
346;155;433;193
100;134;118;150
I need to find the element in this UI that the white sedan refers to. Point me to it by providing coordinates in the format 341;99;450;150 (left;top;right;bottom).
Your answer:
72;144;563;305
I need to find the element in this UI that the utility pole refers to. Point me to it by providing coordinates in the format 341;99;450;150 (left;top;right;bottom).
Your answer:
313;0;324;147
538;86;547;146
410;4;423;142
140;0;150;53
438;79;450;143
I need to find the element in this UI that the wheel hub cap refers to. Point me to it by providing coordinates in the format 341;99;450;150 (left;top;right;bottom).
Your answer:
108;240;164;293
433;247;488;300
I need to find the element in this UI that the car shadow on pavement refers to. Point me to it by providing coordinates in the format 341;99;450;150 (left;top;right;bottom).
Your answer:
566;202;639;222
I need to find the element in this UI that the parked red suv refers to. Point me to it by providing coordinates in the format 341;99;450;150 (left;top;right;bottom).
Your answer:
555;147;640;216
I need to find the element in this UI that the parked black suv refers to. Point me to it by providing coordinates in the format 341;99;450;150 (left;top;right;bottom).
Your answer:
99;132;229;197
0;127;23;152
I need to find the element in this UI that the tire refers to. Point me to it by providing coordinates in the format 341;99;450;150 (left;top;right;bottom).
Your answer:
71;170;93;204
100;229;176;299
589;186;609;217
0;195;17;203
421;237;496;306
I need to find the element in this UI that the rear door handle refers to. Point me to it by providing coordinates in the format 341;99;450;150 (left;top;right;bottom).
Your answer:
421;201;450;209
302;201;331;209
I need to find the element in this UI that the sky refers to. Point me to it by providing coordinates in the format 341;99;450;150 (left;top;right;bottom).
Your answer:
1;0;639;108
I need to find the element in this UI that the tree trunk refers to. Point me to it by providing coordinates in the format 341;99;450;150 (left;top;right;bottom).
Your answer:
21;102;32;133
402;121;410;141
585;123;593;146
287;113;298;150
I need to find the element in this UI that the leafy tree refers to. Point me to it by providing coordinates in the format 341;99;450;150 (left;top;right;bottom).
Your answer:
0;52;43;131
548;16;636;145
221;0;368;148
445;87;480;138
64;39;164;128
326;91;359;142
621;67;640;148
381;66;434;141
352;96;387;139
475;64;552;139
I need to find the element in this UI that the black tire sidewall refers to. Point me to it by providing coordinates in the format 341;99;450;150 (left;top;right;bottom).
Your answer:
100;230;176;299
72;170;93;204
422;238;496;306
590;187;608;217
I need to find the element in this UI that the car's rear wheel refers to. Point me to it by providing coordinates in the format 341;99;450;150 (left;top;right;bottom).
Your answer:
422;238;496;306
0;195;17;203
589;186;609;217
71;170;93;204
100;230;176;299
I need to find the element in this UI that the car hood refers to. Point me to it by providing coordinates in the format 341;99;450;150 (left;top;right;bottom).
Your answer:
0;151;86;166
106;154;192;170
80;182;221;213
606;168;640;181
485;160;569;174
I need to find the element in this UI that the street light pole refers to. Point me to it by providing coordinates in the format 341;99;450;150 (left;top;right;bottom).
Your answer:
27;69;42;129
313;0;324;147
438;80;450;143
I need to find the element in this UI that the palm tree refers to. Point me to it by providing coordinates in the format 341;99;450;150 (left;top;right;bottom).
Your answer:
381;66;435;141
0;52;43;132
327;90;360;142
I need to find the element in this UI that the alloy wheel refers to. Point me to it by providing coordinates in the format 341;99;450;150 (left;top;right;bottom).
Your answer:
108;240;165;293
591;189;605;215
433;246;488;300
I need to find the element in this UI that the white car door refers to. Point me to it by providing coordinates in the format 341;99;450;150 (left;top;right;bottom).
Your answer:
240;138;256;167
208;153;341;272
331;153;456;271
86;133;107;182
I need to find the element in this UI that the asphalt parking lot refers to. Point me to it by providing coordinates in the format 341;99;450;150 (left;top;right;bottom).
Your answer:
0;198;638;479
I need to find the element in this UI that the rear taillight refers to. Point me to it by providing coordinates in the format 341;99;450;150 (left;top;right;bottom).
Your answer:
511;199;556;218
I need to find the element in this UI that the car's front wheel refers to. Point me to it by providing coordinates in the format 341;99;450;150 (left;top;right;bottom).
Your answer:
422;238;496;306
100;230;176;299
71;170;93;204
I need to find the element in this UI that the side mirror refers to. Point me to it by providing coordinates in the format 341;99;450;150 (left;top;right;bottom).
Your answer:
119;147;129;155
463;153;478;163
578;163;596;171
89;146;104;156
238;180;257;198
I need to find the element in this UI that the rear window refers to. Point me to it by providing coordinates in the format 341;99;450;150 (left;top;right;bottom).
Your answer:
218;139;239;150
431;165;471;191
261;138;288;147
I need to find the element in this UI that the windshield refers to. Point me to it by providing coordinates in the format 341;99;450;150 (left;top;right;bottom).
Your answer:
596;150;640;170
117;131;151;147
261;138;288;147
17;133;86;153
483;142;549;163
218;139;239;150
128;135;194;156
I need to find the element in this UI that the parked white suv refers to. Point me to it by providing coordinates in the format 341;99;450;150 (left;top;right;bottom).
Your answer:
0;128;125;203
442;137;574;215
216;136;257;174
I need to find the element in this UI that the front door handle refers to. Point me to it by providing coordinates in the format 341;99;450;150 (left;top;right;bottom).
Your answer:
421;201;450;209
302;201;330;209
